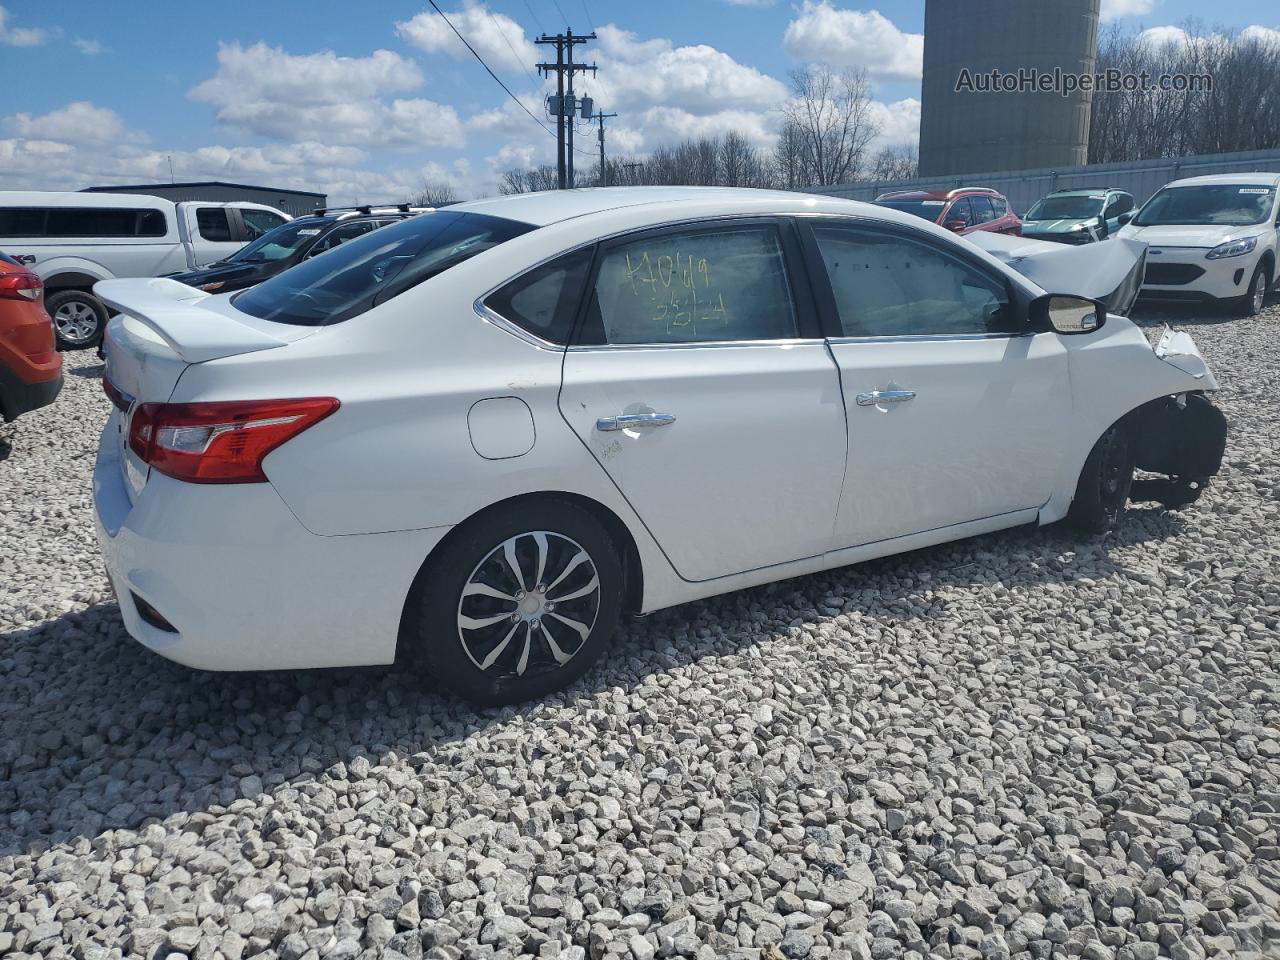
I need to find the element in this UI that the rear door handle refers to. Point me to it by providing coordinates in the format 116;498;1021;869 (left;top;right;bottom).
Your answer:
596;413;676;431
856;389;916;407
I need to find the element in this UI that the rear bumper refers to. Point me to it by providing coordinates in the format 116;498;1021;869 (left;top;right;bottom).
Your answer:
0;364;62;421
93;417;451;670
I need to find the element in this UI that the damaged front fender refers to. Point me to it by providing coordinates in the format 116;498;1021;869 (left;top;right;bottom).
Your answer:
1128;391;1228;508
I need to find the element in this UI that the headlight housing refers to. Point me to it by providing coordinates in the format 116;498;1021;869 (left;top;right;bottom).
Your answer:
1205;236;1258;260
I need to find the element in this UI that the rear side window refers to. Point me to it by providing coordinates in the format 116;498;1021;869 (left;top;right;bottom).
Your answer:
969;196;995;223
0;207;167;237
308;220;374;255
579;224;798;345
234;210;534;326
485;249;592;344
991;196;1008;217
196;208;233;242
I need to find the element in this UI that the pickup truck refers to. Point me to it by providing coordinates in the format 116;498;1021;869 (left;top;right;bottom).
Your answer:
0;191;290;348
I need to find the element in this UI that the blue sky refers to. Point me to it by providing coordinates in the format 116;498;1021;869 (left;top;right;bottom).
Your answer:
1;0;1275;202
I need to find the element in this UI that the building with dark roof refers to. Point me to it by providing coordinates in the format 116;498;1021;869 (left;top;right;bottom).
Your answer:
83;181;326;217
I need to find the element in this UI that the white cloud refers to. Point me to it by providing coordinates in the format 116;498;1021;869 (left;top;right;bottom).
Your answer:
396;2;537;75
590;25;789;115
783;3;923;82
189;42;463;149
0;4;51;46
864;97;920;153
5;102;132;144
1100;0;1157;21
1241;25;1280;47
1136;25;1191;48
72;37;107;55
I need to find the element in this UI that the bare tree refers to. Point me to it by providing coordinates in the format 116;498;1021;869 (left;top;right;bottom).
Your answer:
782;66;881;186
410;182;458;206
869;142;919;181
498;166;560;194
1089;21;1280;163
772;122;805;190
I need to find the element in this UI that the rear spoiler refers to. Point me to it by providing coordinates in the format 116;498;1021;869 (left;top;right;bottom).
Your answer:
966;233;1148;316
94;278;288;364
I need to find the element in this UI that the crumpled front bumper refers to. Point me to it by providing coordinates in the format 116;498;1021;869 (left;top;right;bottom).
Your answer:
1129;390;1228;509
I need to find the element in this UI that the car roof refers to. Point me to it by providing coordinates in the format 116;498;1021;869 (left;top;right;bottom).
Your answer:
1166;172;1280;187
448;186;900;227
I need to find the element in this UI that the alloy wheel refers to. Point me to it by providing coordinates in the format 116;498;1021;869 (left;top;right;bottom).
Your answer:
1252;271;1267;314
53;301;100;344
456;531;601;680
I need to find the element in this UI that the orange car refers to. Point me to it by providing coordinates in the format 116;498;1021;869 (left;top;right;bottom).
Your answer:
0;251;62;422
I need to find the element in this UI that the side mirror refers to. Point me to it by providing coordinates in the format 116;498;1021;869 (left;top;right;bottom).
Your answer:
1117;212;1133;227
944;219;967;232
1031;294;1107;335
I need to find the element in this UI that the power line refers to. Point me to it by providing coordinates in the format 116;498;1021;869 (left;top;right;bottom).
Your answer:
425;0;556;140
577;0;596;31
521;0;546;32
487;5;540;89
549;0;570;28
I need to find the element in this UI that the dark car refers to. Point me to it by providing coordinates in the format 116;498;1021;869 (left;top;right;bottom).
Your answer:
171;205;430;294
873;187;1022;237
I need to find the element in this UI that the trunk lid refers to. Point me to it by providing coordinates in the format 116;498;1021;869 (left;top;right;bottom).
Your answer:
96;277;316;501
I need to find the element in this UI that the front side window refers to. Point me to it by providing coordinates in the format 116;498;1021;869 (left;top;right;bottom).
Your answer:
485;249;592;344
235;210;534;327
579;225;798;345
1134;184;1276;227
309;221;374;255
1104;194;1135;218
196;208;233;242
945;197;974;228
241;209;287;240
813;226;1011;338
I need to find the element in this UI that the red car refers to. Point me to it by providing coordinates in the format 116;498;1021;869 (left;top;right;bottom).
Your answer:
0;252;62;422
873;187;1022;237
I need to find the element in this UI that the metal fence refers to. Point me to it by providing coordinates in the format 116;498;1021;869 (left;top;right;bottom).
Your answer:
805;148;1280;216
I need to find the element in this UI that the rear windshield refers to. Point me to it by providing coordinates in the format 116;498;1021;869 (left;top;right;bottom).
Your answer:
874;199;946;222
234;211;535;326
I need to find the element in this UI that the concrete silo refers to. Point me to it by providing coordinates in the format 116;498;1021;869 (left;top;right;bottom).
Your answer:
918;0;1100;177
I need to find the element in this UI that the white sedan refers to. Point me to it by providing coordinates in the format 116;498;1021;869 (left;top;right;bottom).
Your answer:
93;187;1227;704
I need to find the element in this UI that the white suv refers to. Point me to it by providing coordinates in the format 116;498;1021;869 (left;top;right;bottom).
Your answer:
1118;172;1280;316
0;191;290;348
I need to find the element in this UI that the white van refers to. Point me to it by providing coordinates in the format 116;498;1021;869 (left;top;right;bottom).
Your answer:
0;191;291;348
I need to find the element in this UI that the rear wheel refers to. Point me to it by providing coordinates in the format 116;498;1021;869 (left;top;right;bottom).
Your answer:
46;290;108;350
1068;422;1136;534
1235;263;1269;318
403;500;623;705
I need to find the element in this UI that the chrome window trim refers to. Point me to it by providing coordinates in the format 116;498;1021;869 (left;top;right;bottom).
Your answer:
473;299;565;352
566;337;823;353
827;331;1030;346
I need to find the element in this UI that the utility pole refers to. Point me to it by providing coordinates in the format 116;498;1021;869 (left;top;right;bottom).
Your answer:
589;110;617;185
535;29;596;189
622;161;644;185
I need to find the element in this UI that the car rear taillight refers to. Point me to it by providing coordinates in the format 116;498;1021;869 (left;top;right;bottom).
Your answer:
128;397;339;483
0;272;42;301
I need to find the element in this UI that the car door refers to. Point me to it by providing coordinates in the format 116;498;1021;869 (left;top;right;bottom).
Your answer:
558;219;848;582
802;219;1071;548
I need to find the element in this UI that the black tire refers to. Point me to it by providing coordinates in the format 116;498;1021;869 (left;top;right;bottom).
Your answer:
45;289;108;350
403;499;624;705
1068;422;1137;534
1234;263;1270;318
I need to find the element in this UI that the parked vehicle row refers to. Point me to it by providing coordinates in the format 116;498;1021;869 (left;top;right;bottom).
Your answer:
891;172;1279;316
94;187;1227;704
0;191;291;349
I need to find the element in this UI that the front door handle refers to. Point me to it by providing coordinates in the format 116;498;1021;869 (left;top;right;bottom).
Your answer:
856;389;916;407
596;413;676;432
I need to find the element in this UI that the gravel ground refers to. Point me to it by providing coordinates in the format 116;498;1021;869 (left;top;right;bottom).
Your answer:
1;306;1278;960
